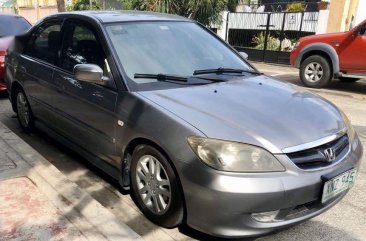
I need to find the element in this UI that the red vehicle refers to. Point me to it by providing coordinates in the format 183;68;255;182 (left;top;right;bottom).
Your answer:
291;19;366;88
0;14;31;91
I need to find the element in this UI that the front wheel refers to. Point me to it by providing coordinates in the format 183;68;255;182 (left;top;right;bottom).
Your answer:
300;55;332;88
15;89;34;133
130;145;184;228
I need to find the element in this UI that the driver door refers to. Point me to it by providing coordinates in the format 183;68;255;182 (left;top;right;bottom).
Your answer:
339;24;366;74
52;19;119;167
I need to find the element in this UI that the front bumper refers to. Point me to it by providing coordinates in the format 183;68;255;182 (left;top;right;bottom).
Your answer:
179;135;363;238
290;49;298;67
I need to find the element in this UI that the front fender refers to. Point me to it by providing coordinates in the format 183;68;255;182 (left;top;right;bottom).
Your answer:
295;43;340;74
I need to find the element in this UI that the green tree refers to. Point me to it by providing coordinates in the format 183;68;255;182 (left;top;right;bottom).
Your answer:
227;0;239;12
73;0;101;10
133;0;227;26
119;0;134;9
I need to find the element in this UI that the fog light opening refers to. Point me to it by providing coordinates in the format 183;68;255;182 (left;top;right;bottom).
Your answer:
251;210;280;222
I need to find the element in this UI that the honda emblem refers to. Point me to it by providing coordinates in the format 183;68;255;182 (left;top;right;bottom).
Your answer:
323;148;336;162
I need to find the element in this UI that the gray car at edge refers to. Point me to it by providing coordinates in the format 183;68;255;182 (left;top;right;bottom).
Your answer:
5;11;363;238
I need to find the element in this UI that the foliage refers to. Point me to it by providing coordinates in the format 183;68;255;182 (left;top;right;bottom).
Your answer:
227;0;252;12
66;4;74;11
317;1;330;10
227;0;239;12
67;0;246;25
119;0;134;10
286;3;305;12
191;0;227;26
252;32;280;51
66;0;138;12
73;0;101;10
133;0;227;26
252;32;298;52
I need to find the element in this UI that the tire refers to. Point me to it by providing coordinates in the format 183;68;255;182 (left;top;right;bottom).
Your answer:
15;88;34;133
339;77;360;83
130;145;184;228
300;55;332;88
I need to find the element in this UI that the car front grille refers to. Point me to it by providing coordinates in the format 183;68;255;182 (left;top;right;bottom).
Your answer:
287;135;349;170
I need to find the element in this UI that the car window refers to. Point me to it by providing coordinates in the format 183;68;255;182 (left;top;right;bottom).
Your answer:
361;25;366;36
61;23;106;73
105;22;253;91
0;15;31;37
24;22;61;64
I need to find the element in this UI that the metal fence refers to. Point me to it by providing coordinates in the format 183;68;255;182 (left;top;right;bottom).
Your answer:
245;1;320;12
226;11;319;64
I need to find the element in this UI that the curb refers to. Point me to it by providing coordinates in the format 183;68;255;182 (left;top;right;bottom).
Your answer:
0;121;144;241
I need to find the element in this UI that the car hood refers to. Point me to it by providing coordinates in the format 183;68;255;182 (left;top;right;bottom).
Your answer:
300;32;348;43
139;76;345;153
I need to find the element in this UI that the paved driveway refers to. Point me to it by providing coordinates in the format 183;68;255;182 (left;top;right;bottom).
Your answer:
0;65;365;241
253;62;366;101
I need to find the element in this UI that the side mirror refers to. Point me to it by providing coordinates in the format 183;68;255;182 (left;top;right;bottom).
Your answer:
239;51;249;60
74;64;108;85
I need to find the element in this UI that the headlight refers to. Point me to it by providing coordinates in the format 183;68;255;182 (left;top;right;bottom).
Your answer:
341;111;355;141
187;137;285;172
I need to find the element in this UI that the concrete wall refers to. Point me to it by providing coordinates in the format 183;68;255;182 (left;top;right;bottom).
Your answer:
355;0;366;25
19;6;58;24
0;7;13;14
327;0;359;32
216;11;229;40
316;10;330;34
347;0;360;30
0;6;57;24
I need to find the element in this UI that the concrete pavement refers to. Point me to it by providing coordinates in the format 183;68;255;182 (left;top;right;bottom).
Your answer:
252;62;366;101
0;121;143;241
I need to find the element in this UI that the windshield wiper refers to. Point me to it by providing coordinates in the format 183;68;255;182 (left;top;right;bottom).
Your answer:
134;73;226;84
193;68;260;76
134;73;188;82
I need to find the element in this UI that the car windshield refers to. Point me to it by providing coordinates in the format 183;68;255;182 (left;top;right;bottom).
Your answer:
105;21;254;91
0;15;31;37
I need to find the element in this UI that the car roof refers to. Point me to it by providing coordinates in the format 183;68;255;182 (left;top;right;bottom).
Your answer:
0;13;25;18
0;13;31;25
50;11;192;24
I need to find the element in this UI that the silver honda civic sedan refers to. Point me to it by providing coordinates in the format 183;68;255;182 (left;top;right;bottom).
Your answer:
5;11;363;238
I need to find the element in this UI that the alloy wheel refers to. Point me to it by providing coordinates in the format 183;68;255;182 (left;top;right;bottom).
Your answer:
304;62;324;83
136;155;171;215
17;92;30;127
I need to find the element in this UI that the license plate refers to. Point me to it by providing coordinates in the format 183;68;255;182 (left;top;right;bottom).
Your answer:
321;169;357;203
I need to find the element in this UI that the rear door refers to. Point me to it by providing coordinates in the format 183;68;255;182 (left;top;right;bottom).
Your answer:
19;20;63;126
339;23;366;74
52;19;119;166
